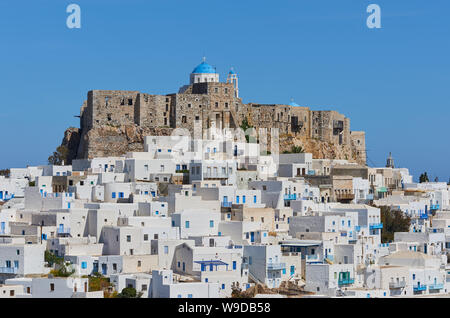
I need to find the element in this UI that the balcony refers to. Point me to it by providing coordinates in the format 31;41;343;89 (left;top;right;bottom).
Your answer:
57;227;71;234
413;284;427;292
369;223;383;230
221;202;232;208
338;278;355;286
306;254;320;262
283;194;297;201
354;226;361;232
430;204;440;211
389;280;406;289
419;213;428;220
336;193;355;201
428;283;444;290
267;262;286;271
203;172;228;179
0;267;18;274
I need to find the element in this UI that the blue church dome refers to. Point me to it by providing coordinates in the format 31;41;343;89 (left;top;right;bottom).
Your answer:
289;99;300;107
192;61;217;74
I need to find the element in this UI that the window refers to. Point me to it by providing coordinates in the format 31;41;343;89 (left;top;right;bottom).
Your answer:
254;195;257;203
137;261;141;267
144;234;148;241
233;261;237;270
142;284;147;291
81;262;87;269
112;192;116;199
164;246;169;254
222;284;225;289
126;235;131;242
50;283;55;292
185;221;190;228
119;192;124;198
16;249;20;255
242;195;246;203
188;294;193;298
113;263;117;271
209;220;214;228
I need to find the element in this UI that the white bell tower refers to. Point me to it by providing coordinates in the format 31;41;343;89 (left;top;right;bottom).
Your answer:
226;67;239;98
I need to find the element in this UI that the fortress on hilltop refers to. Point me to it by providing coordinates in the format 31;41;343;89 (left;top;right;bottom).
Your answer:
61;58;366;165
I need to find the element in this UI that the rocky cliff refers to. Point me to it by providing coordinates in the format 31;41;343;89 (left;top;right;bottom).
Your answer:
61;125;362;164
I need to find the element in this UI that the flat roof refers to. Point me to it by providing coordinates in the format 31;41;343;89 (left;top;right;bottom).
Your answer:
194;260;228;266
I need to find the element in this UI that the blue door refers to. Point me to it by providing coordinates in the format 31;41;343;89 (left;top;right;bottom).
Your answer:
101;264;107;275
58;224;64;233
250;232;255;243
0;222;5;234
93;262;99;273
223;196;228;203
290;265;295;275
0;191;3;199
183;262;186;271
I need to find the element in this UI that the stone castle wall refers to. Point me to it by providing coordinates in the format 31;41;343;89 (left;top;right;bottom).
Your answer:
67;81;366;165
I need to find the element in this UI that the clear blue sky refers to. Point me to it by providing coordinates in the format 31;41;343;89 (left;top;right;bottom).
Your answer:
0;0;449;182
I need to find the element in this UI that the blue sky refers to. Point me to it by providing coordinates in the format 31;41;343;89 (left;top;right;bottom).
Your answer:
0;0;448;182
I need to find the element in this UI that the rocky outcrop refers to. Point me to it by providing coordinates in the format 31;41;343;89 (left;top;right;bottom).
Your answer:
68;124;174;159
280;134;361;164
63;124;362;164
61;127;81;164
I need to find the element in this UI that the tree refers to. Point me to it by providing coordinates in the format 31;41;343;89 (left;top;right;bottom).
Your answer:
282;145;304;154
45;250;75;277
380;206;411;243
240;117;254;143
0;169;10;177
45;250;63;267
291;145;304;153
48;145;69;165
116;287;142;298
419;172;429;183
